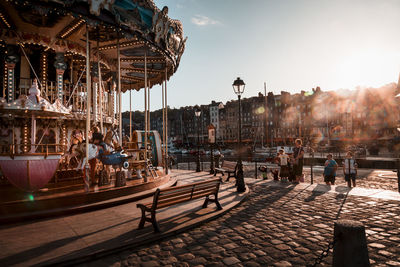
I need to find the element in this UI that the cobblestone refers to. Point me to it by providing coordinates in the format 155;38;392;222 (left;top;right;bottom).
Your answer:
94;181;400;266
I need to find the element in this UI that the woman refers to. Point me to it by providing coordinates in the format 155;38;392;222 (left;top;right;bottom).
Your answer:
293;138;305;183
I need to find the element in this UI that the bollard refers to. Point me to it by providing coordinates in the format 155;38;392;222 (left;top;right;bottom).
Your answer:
333;219;370;267
255;161;258;179
310;150;314;184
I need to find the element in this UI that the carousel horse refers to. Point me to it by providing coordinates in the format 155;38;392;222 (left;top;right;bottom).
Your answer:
60;130;83;169
76;142;131;186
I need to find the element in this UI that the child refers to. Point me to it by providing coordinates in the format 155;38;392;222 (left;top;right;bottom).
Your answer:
343;151;358;188
324;154;338;185
277;149;290;182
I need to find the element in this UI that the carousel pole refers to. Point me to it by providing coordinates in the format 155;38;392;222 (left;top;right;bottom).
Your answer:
70;56;74;85
84;23;92;193
30;114;36;153
117;33;122;146
144;50;148;167
147;81;150;136
129;90;132;139
162;80;165;173
97;39;104;134
165;68;168;174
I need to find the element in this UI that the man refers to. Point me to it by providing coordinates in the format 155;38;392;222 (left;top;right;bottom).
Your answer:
324;154;338;185
343;151;358;188
293;139;305;183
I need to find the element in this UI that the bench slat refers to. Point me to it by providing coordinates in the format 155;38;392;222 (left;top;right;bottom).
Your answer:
158;182;219;200
142;182;220;207
158;187;194;199
156;190;218;209
137;178;222;232
159;178;221;193
220;161;237;171
157;187;218;207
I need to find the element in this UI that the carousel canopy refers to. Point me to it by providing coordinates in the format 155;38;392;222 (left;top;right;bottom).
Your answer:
0;0;186;91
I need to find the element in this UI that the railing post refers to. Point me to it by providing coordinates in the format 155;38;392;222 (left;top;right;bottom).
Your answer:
255;160;258;179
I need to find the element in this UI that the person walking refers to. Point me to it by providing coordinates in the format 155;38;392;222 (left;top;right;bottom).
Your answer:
293;139;305;183
323;154;338;185
343;151;358;187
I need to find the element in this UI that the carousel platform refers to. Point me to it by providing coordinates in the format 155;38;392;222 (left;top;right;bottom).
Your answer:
0;170;175;224
0;170;248;267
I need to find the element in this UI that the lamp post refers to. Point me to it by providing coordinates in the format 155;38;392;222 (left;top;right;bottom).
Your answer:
233;77;246;192
208;124;216;174
195;109;201;172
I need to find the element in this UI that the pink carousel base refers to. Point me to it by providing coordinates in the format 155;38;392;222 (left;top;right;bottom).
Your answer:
0;155;61;192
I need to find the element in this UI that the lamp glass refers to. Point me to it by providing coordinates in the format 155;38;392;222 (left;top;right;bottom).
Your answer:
232;77;245;95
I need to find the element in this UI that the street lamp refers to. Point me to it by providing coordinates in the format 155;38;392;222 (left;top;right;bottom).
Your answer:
195;109;201;172
232;77;246;192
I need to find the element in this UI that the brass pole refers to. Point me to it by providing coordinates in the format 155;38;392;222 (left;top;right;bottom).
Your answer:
117;34;122;146
144;50;148;164
129;89;132;139
85;23;92;192
97;39;104;134
165;68;168;174
162;80;165;172
147;81;150;134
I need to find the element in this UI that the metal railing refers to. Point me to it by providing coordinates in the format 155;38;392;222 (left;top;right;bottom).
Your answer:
0;143;66;158
9;79;114;122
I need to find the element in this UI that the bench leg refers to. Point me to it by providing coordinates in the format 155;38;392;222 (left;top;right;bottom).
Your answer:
138;206;146;230
202;195;223;210
151;211;160;233
202;196;209;208
214;193;223;210
226;172;232;182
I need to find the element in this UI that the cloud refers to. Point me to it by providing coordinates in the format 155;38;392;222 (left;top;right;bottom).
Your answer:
191;15;221;26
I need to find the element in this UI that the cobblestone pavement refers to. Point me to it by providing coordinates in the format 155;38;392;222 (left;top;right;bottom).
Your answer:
86;181;400;267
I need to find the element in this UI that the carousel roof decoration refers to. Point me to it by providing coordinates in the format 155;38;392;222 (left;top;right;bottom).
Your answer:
0;0;187;91
0;79;72;117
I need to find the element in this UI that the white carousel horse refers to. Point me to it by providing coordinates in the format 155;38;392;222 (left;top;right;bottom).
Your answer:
76;143;100;170
76;142;131;170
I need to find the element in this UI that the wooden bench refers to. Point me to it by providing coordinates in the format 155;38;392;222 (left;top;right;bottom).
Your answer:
137;178;223;232
214;160;237;181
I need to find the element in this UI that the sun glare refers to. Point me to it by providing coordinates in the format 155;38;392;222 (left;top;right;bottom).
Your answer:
335;49;400;89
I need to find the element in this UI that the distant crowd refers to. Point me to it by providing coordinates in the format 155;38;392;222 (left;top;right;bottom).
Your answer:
265;138;358;188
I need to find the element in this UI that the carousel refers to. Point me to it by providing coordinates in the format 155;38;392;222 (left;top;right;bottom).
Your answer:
0;0;185;215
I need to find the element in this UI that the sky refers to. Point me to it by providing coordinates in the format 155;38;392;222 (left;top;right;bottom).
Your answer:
121;0;400;112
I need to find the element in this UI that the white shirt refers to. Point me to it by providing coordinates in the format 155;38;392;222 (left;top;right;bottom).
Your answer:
343;158;357;174
278;154;289;166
